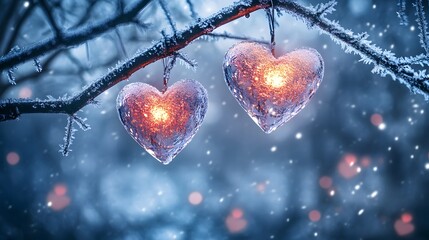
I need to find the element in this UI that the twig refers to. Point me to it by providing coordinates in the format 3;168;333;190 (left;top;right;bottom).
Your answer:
175;52;197;70
206;33;269;45
3;1;36;55
266;0;276;55
60;115;74;156
185;0;198;20
0;0;20;52
38;0;63;39
1;0;429;122
0;0;152;71
114;28;128;58
162;54;177;92
158;0;176;34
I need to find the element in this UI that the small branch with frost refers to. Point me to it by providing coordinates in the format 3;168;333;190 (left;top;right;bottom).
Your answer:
0;0;152;71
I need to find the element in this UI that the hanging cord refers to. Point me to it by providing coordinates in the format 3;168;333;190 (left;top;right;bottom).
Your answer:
161;31;177;93
265;0;276;56
162;55;177;93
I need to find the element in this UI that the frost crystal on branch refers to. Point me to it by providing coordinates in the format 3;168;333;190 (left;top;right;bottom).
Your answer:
7;68;16;85
72;115;91;131
311;0;337;17
176;52;197;71
60;115;76;156
33;58;42;72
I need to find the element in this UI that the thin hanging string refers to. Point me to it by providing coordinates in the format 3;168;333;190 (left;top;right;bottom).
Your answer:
266;0;276;56
161;31;172;93
162;57;167;92
162;55;177;93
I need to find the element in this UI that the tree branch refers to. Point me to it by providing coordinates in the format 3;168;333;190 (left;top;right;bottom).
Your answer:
1;0;429;122
158;0;176;33
3;1;36;55
38;0;63;39
0;0;21;53
205;32;269;45
185;0;198;20
0;0;152;71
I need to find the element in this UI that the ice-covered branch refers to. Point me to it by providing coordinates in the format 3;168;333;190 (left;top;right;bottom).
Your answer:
1;0;429;122
0;0;152;71
60;115;74;156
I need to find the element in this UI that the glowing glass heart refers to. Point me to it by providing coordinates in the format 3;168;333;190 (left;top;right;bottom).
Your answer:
116;80;208;164
223;42;324;133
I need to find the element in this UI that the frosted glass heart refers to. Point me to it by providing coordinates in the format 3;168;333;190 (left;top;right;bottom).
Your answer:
117;80;208;164
223;42;324;133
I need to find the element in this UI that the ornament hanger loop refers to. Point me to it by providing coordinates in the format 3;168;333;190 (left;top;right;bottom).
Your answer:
266;0;276;56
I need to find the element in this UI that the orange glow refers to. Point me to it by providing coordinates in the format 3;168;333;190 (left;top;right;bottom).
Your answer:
401;213;413;223
370;113;383;126
223;42;323;134
188;191;203;205
264;69;287;88
309;210;321;222
255;63;304;104
151;106;169;122
6;152;20;165
231;208;244;219
229;45;310;106
319;176;332;189
126;93;190;138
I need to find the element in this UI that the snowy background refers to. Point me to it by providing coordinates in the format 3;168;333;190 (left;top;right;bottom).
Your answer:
1;0;429;239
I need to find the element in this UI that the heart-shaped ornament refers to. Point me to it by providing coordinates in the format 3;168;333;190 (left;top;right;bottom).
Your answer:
116;80;208;165
223;42;324;133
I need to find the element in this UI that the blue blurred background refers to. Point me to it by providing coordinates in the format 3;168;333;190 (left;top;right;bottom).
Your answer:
1;0;429;239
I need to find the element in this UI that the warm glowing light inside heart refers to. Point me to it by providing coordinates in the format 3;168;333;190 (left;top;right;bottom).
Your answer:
264;69;287;88
138;96;186;137
250;64;302;103
151;106;169;123
117;80;208;164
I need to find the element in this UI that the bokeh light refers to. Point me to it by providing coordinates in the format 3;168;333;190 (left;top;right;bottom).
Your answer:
309;210;321;222
319;176;333;189
338;153;360;179
188;191;203;205
18;87;32;98
47;184;71;211
6;152;20;165
226;208;247;233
